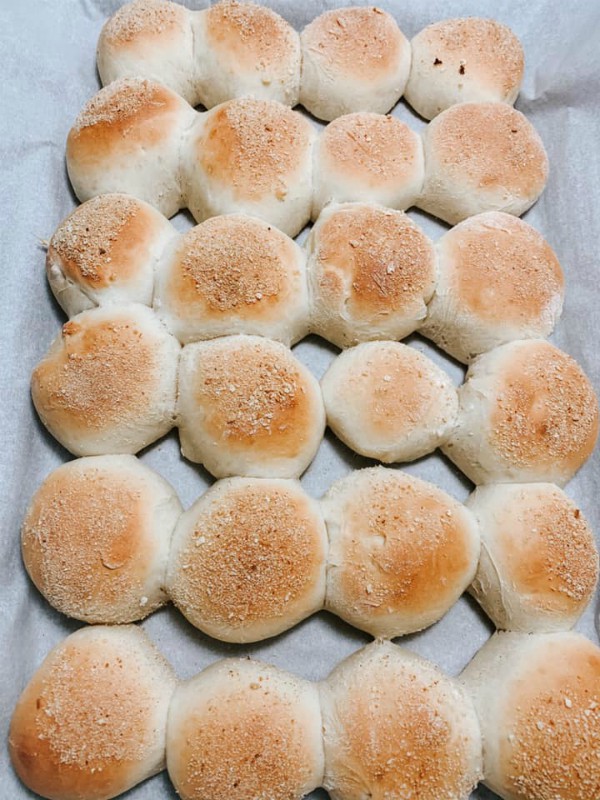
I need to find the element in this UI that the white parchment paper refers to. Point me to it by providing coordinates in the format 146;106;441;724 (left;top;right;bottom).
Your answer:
1;1;600;797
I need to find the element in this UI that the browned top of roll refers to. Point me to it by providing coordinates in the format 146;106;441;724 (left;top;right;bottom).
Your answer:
68;78;186;163
497;486;598;614
315;205;436;319
332;470;475;619
500;635;600;800
32;310;166;436
319;113;420;188
9;627;174;800
172;481;324;629
48;194;162;290
442;212;563;324
101;0;189;47
490;341;599;475
169;663;318;800
187;338;317;459
302;7;403;80
166;215;296;320
21;460;155;619
198;99;312;202
205;1;297;69
428;103;548;196
417;18;524;96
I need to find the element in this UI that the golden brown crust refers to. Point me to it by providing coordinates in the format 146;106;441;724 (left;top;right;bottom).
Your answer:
330;471;474;621
171;481;324;631
205;1;297;69
169;666;318;800
101;0;188;47
198;99;312;202
187;339;316;459
31;312;165;436
500;637;600;800
498;488;598;614
443;213;563;324
324;645;480;800
9;630;173;800
490;342;599;476
68;78;185;164
314;205;436;318
320;113;420;189
416;18;524;97
302;7;404;81
166;216;295;321
21;462;161;622
429;103;548;197
47;195;161;290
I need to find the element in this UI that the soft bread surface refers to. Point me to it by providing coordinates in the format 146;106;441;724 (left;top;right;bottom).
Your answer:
442;339;599;486
321;341;458;463
421;212;564;363
9;625;176;800
467;483;598;632
194;1;301;108
184;97;315;237
418;102;548;224
405;18;524;120
321;640;483;800
167;659;324;800
21;455;182;624
31;304;180;456
154;213;309;345
461;631;600;800
300;7;410;121
177;335;325;478
47;194;176;318
323;467;480;637
307;203;437;347
167;477;327;642
97;0;197;105
312;112;424;218
66;77;194;218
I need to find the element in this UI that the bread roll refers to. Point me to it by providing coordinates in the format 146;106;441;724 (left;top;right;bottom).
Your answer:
307;203;437;347
322;467;480;638
299;7;410;121
312;112;424;218
321;341;458;463
193;1;301;108
21;455;182;624
467;483;598;632
167;477;327;642
321;640;482;800
47;194;176;318
442;340;599;486
167;659;324;800
9;625;176;800
421;212;564;363
184;98;314;237
461;631;600;800
97;0;197;105
418;103;548;224
405;18;524;120
31;304;180;456
177;335;325;478
154;214;309;345
66;78;194;218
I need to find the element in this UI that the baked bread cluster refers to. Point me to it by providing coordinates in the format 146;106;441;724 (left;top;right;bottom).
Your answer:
12;3;600;800
11;627;600;800
98;1;524;123
66;78;548;233
47;196;566;361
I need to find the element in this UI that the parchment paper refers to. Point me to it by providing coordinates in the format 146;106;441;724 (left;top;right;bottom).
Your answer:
1;1;600;797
